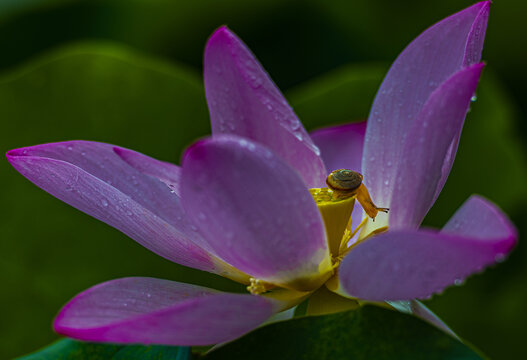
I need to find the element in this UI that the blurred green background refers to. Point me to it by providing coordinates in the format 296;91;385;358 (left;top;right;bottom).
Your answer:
1;0;526;359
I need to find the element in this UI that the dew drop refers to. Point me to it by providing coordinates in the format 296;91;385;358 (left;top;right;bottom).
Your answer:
454;278;464;286
101;199;108;207
495;253;506;263
67;146;73;151
293;132;303;141
471;95;477;102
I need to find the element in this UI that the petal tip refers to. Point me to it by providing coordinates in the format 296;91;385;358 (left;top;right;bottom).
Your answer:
206;25;236;49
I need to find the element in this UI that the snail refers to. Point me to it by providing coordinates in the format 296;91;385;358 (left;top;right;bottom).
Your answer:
326;169;388;220
326;169;363;192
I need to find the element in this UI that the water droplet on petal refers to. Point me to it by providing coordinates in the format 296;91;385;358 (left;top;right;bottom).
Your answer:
101;199;108;207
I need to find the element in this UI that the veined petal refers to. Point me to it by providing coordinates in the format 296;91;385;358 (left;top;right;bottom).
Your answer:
7;141;214;272
310;121;367;236
390;63;484;229
181;135;331;291
114;147;182;197
362;1;489;208
204;26;327;188
54;277;276;346
338;194;516;301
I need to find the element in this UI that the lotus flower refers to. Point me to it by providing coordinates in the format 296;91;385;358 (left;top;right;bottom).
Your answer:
6;1;516;346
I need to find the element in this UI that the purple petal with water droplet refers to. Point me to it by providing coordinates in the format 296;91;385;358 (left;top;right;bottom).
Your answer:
181;135;331;290
114;147;182;196
339;194;516;301
389;63;484;229
6;141;215;271
204;26;327;188
54;277;275;345
362;1;490;207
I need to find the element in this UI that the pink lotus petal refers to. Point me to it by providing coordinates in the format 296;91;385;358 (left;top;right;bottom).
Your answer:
181;135;330;290
339;194;516;301
362;1;489;208
310;121;367;233
441;195;518;242
54;277;275;346
390;63;484;229
114;147;182;196
310;121;366;173
7;141;214;272
204;26;327;188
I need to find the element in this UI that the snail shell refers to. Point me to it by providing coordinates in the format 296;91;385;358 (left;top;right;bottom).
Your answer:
326;169;363;191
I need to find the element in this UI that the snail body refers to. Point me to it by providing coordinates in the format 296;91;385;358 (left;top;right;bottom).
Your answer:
325;169;388;219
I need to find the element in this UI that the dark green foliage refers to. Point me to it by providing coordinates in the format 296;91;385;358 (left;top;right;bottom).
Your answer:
205;307;483;360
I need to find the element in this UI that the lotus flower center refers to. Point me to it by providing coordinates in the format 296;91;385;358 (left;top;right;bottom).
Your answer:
311;169;389;262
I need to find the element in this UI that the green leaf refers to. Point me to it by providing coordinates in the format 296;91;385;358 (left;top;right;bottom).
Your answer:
204;306;483;359
16;338;191;360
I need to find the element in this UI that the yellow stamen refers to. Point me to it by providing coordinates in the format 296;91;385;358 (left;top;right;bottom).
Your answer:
247;278;273;295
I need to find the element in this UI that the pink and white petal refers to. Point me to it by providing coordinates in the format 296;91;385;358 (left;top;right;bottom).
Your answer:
362;1;489;207
6;141;214;272
204;26;326;188
54;277;276;346
310;121;367;233
181;135;331;291
114;147;182;196
389;64;484;229
338;197;516;301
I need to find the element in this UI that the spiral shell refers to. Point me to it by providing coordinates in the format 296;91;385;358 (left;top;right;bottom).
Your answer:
326;169;363;191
